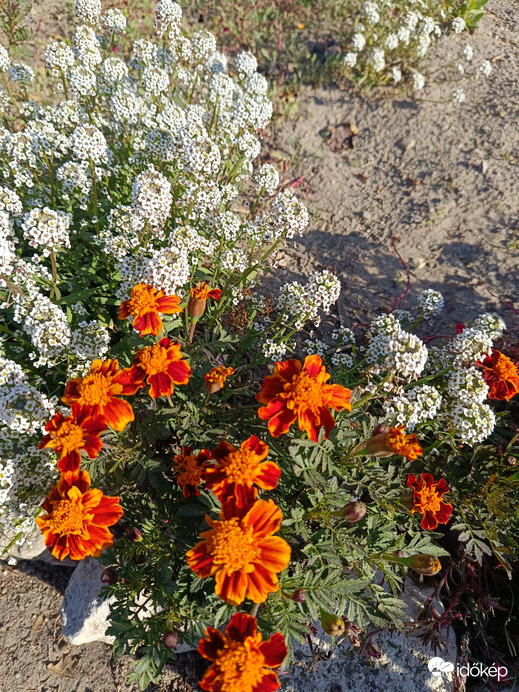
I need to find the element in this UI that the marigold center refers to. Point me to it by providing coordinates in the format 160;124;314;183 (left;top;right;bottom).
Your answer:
413;487;442;514
51;419;85;452
136;344;170;375
223;448;258;484
127;284;158;315
215;640;265;692
78;372;112;406
209;518;257;571
283;371;322;412
48;498;87;536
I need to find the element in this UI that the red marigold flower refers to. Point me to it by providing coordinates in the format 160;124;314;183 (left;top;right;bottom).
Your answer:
198;612;287;692
126;337;191;399
204;365;234;394
186;498;291;606
62;359;140;432
407;473;453;530
205;436;281;508
35;470;123;561
173;446;210;499
365;424;422;461
188;282;222;320
477;350;519;401
256;355;352;442
119;283;182;337
39;404;107;481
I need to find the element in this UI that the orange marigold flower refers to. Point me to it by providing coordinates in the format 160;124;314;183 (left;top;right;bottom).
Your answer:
39;404;107;481
198;612;287;692
119;283;182;337
204;365;234;394
256;355;352;442
126;337;191;399
407;473;453;530
173;446;210;499
35;470;123;561
205;436;281;508
62;359;140;432
477;350;519;401
365;424;422;461
188;282;222;320
186;498;291;606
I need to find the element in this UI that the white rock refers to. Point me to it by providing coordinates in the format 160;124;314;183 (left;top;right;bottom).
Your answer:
61;557;117;645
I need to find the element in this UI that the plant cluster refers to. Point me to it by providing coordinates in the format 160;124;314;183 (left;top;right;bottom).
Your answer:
0;2;517;691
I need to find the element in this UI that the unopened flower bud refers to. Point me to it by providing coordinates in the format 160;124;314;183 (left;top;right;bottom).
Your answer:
505;455;517;467
204;366;234;395
125;526;142;542
320;609;345;637
100;567;119;585
163;630;179;650
291;589;306;603
406;554;441;576
188;282;221;320
372;424;390;437
342;500;367;523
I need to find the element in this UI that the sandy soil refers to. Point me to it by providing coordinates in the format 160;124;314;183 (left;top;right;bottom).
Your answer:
274;0;519;336
2;0;519;691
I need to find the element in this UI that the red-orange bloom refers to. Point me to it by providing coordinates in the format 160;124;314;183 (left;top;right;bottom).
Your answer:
477;350;519;401
186;499;291;606
365;424;422;461
126;337;191;399
39;404;107;481
173;447;211;499
205;436;281;508
188;282;222;319
204;365;234;394
119;283;182;337
198;612;287;692
256;355;352;442
35;470;123;561
62;359;140;432
407;473;453;530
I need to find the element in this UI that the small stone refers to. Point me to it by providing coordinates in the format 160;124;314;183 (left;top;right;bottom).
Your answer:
397;138;416;152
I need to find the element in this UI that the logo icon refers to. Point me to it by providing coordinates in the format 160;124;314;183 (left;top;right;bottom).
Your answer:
428;657;455;677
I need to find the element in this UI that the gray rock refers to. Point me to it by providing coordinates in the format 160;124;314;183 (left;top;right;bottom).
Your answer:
283;579;456;692
397;138;416;152
61;557;117;646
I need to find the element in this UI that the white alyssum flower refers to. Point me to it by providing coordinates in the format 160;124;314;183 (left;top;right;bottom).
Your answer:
452;17;466;33
413;73;425;90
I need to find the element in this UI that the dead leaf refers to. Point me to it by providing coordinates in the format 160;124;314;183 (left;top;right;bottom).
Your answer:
47;655;78;679
30;614;45;638
329;123;358;152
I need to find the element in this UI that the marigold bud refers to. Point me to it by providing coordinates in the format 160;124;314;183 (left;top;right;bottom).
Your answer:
406;554;442;576
342;500;367;523
505;455;517;467
100;567;119;585
291;589;306;603
163;630;179;650
320;609;345;637
188;282;221;320
125;526;142;542
204;366;234;395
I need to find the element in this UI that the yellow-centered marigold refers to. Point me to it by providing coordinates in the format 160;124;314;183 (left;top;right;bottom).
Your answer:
36;470;123;561
186;499;291;606
205;436;281;508
407;473;453;530
62;359;140;432
173;447;210;499
126;337;191;399
198;612;287;692
256;355;352;442
119;283;182;337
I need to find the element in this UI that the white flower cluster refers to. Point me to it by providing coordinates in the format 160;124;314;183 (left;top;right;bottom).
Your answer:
132;168;172;228
417;289;444;320
365;313;428;379
21;207;72;257
69;320;111;363
303;338;327;357
384;384;442;430
446;400;495;445
254;164;279;195
261;339;287;361
445;366;489;404
332;326;356;345
278;270;341;329
430;327;493;370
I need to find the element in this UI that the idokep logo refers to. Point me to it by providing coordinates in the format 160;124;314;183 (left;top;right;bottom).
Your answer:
427;657;509;682
428;657;455;677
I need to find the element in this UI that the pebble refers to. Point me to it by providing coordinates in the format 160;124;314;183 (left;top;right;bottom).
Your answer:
397;137;416;152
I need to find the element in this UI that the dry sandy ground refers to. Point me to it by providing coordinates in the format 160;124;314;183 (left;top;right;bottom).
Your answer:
2;0;519;690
